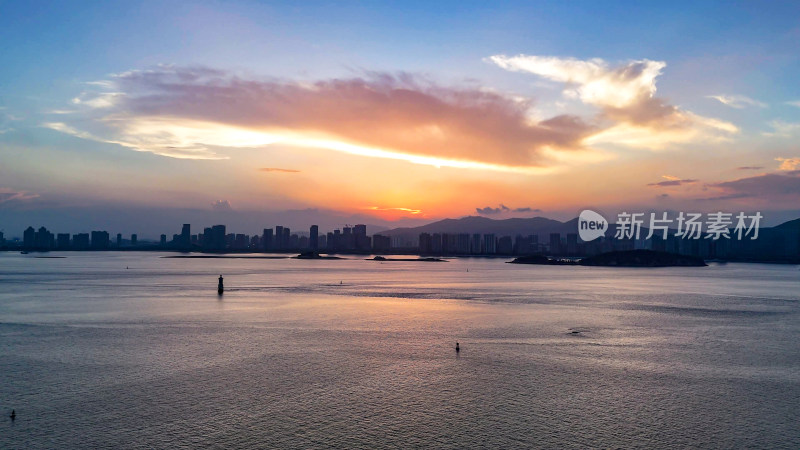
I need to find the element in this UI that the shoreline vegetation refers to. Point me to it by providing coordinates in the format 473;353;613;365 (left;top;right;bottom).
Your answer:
509;250;707;267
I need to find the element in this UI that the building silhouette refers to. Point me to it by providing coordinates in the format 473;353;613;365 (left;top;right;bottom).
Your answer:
310;225;319;251
262;228;273;251
57;233;70;249
91;231;110;249
180;224;191;249
23;226;35;248
73;233;90;250
373;234;391;252
483;234;496;254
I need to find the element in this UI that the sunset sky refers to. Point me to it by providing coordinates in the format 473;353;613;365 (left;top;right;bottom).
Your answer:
2;1;800;235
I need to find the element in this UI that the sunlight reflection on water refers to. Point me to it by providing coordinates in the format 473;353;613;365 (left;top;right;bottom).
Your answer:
1;252;799;448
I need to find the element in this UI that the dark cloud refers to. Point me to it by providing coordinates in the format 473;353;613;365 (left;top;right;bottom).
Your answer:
476;204;539;215
477;206;504;214
703;170;800;200
736;166;763;170
647;178;698;187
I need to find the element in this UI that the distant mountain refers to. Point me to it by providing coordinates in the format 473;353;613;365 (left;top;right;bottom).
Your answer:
772;217;800;231
380;215;577;238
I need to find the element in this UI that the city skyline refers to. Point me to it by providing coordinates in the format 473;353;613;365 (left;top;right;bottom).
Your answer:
6;213;798;263
2;1;800;232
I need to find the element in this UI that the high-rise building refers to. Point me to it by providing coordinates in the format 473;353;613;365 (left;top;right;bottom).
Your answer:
483;234;496;254
497;236;513;255
275;226;284;250
91;231;110;249
419;233;432;254
117;233;123;247
549;233;561;255
161;234;167;246
566;233;578;255
37;226;54;250
262;228;273;251
131;234;138;247
310;225;319;250
342;226;354;250
234;234;248;249
211;225;226;250
471;234;482;254
283;228;291;249
373;234;391;252
181;224;191;249
23;226;35;248
353;224;369;251
430;233;441;253
441;233;451;254
57;233;70;249
330;229;340;251
73;233;90;250
457;233;471;254
327;231;336;250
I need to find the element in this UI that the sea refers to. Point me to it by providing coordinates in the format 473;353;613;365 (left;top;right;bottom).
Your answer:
1;252;799;448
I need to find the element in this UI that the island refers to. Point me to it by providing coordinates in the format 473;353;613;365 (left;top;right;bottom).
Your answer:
369;256;446;262
295;252;343;259
509;250;707;267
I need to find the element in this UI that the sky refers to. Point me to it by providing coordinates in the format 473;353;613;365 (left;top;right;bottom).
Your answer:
2;0;800;237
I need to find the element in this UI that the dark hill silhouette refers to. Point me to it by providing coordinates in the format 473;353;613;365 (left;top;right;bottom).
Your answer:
381;216;575;238
773;217;800;231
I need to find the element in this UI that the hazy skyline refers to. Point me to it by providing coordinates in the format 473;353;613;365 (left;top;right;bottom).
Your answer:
2;1;800;234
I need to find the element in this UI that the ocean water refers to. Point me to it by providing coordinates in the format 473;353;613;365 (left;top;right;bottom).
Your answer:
1;252;799;448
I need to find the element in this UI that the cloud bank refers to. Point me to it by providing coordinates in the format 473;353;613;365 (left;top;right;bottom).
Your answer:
476;204;539;215
707;170;800;200
488;55;738;149
47;66;598;172
45;58;740;172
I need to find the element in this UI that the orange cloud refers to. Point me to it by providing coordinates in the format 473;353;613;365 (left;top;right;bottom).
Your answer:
54;66;595;171
259;167;300;173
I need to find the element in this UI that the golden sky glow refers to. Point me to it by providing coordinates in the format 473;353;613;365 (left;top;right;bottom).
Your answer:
3;3;799;231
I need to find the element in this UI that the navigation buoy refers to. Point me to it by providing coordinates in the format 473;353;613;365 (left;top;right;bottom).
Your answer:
455;342;460;353
218;275;224;295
